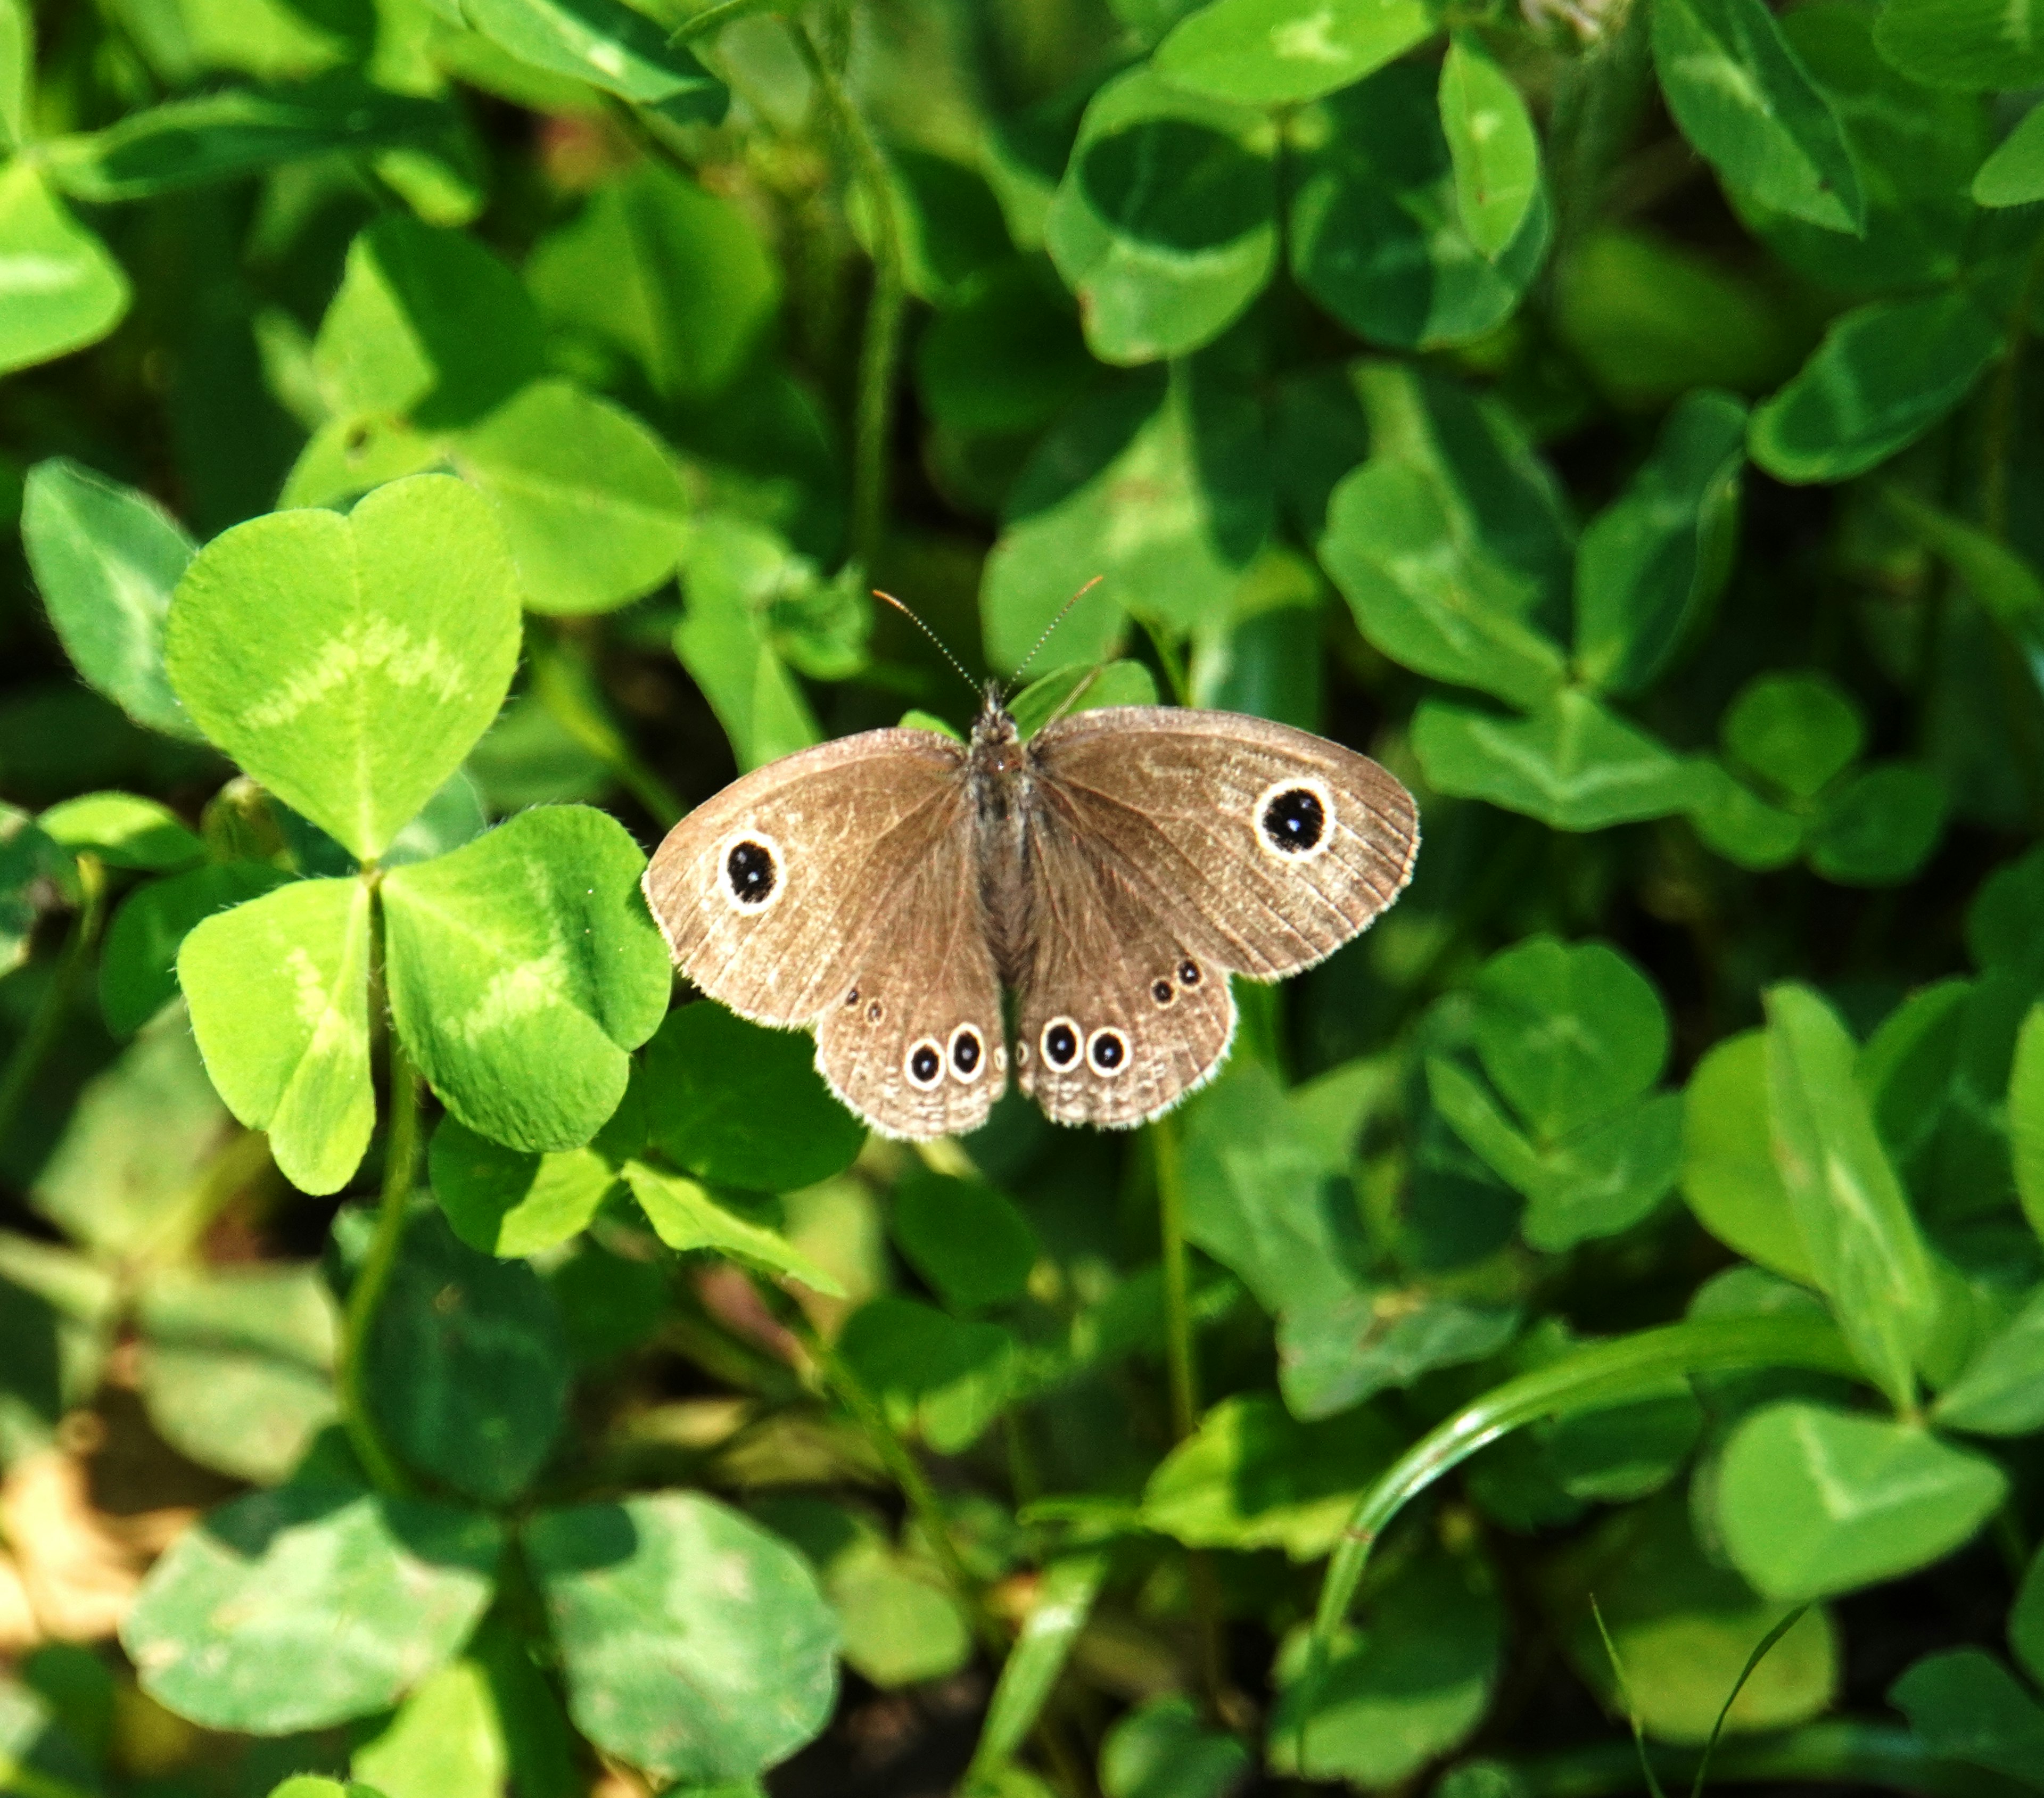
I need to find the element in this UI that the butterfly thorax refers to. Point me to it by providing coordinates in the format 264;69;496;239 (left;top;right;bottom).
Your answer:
967;688;1036;983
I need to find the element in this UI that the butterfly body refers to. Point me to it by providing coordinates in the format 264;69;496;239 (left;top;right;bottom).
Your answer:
643;687;1417;1141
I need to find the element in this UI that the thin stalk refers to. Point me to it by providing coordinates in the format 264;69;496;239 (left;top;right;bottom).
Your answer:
794;1309;1006;1660
1151;1116;1227;1721
337;1025;422;1496
527;628;685;830
1982;229;2044;543
0;854;105;1153
1314;1313;1862;1647
793;13;905;572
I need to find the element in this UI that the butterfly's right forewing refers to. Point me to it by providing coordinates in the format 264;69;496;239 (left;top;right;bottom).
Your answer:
641;728;970;1029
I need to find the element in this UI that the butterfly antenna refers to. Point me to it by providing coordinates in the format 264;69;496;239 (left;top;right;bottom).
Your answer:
872;589;980;700
1002;575;1103;698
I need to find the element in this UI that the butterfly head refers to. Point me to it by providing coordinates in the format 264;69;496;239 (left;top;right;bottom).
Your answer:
969;681;1023;771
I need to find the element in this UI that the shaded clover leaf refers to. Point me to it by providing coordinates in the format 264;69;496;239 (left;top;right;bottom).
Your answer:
383;804;671;1153
122;1486;501;1733
837;1296;1017;1453
166;474;522;862
1873;0;2044;90
640;1002;867;1193
1429;937;1683;1250
523;1492;837;1784
981;363;1272;672
357;1206;571;1504
1888;1647;2044;1786
179;877;374;1196
1270;1546;1503;1785
1290;63;1551;352
1694;669;1947;882
1141;1394;1402;1560
1045;68;1277;366
460;0;728;120
1651;0;1865;234
1749;288;2003;483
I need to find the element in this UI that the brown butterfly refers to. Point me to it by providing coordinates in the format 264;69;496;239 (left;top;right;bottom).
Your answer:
641;658;1419;1140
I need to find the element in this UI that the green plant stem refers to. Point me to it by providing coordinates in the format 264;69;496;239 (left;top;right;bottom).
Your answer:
1982;230;2044;543
337;1028;422;1496
793;13;905;573
1151;1115;1229;1722
793;1309;1006;1660
0;854;104;1155
667;0;779;44
1313;1314;1863;1650
527;627;685;830
1485;1719;2033;1797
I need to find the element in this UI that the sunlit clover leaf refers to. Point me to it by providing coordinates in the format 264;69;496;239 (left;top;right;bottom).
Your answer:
166;475;522;862
623;1163;845;1298
1714;1400;2005;1600
1413;690;1712;831
1573;390;1748;697
674;517;823;772
1289;64;1551;351
1152;0;1435;106
383;805;671;1153
981;364;1273;672
449;380;689;616
524;1493;837;1783
0;160;129;376
640;1002;867;1194
1976;102;2044;206
350;1661;506;1798
1681;1032;1816;1282
100;860;291;1037
179;878;373;1197
1651;0;1865;235
1320;458;1567;708
1749;288;2003;484
1765;983;1942;1407
429;1114;619;1257
1873;0;2044;90
1045;68;1278;365
122;1485;501;1733
460;0;729;122
1546;1492;1838;1745
21;458;201;740
1440;33;1543;262
268;1780;387;1798
1932;1286;2044;1436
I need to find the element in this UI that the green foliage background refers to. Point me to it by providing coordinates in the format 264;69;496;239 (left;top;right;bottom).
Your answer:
4;0;2044;1792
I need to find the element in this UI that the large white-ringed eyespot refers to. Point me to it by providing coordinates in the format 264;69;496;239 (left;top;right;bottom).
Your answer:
949;1024;987;1083
1253;777;1334;861
904;1037;944;1091
716;829;787;912
1040;1017;1082;1072
1087;1027;1129;1076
